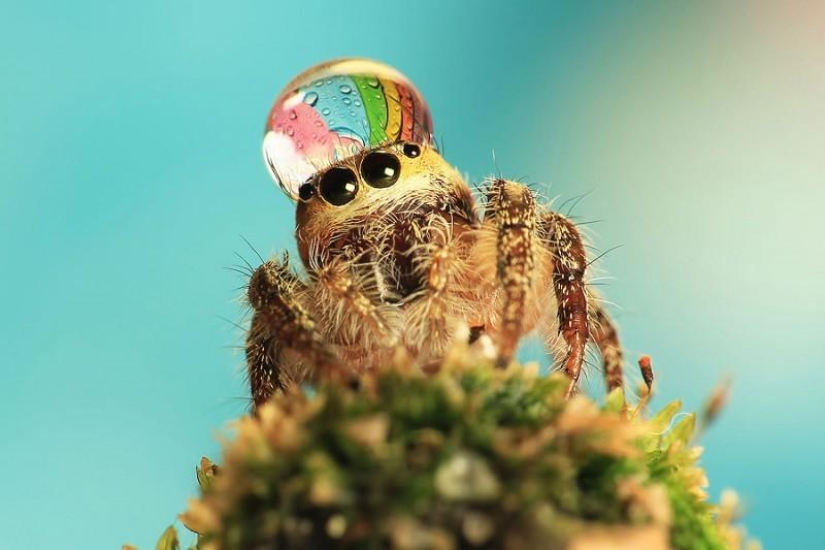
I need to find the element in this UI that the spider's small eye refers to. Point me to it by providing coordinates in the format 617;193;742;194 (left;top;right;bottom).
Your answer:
402;143;421;158
361;151;401;189
298;183;316;201
319;167;358;206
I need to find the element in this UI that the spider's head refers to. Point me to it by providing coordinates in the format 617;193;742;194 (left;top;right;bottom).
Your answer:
262;58;477;295
291;140;476;271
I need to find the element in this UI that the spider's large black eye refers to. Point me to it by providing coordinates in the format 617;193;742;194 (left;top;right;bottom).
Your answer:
360;151;401;188
319;167;358;206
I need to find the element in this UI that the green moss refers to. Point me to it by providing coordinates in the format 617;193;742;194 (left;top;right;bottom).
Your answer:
141;351;751;550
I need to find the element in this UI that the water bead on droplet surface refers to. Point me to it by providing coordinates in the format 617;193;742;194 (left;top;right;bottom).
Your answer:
286;127;294;136
288;110;298;120
339;84;352;94
342;97;352;106
367;76;380;88
354;99;362;107
303;91;319;106
321;107;331;116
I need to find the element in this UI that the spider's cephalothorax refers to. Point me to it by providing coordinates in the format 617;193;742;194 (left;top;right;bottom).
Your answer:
246;58;627;410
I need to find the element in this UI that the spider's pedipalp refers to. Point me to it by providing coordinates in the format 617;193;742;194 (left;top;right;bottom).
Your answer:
310;255;399;351
404;230;479;369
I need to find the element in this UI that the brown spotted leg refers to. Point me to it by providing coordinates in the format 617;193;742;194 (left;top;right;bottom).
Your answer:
590;303;625;393
484;179;537;367
539;212;590;397
246;256;339;411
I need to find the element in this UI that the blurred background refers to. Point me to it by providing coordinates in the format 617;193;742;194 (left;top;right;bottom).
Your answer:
2;1;823;548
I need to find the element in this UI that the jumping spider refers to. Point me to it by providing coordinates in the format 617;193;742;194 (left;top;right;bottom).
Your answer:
246;59;627;411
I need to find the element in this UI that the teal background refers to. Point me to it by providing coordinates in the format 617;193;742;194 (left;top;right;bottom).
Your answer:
2;1;823;548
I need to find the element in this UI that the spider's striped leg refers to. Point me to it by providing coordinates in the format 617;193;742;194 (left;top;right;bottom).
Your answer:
246;257;339;412
591;302;625;393
539;212;591;397
484;179;537;367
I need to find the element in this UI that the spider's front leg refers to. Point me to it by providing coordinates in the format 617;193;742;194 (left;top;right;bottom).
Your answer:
484;179;537;367
246;256;339;411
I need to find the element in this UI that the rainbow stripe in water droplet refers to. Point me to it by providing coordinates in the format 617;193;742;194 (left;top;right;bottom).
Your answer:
263;59;434;200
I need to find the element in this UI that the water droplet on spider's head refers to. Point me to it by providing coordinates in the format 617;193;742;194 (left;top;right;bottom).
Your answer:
262;58;435;201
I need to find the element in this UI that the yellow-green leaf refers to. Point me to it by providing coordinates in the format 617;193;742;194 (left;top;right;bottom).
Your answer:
156;525;179;550
649;400;682;434
195;457;218;491
663;413;696;449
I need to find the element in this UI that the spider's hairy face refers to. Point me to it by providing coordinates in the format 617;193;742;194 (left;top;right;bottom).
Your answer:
294;143;477;300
